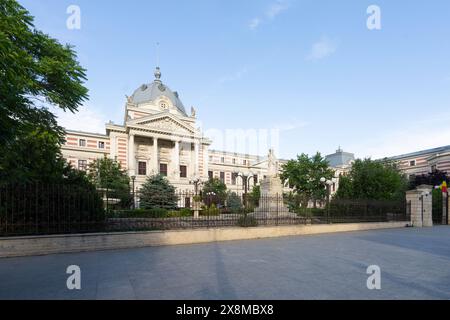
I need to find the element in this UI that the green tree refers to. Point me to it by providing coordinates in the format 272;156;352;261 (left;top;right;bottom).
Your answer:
202;178;227;206
227;192;242;213
139;175;178;210
335;158;408;201
248;185;261;207
280;152;334;208
87;156;131;208
0;0;88;184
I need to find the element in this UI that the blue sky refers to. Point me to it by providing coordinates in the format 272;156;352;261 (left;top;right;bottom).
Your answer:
20;0;450;160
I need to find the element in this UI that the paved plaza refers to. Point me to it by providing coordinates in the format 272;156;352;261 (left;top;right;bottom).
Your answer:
0;227;449;299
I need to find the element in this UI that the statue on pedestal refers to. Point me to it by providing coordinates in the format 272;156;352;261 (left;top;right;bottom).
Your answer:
267;148;279;177
251;149;295;218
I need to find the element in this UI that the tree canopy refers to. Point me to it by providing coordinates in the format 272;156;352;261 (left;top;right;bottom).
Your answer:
409;169;449;189
335;158;408;201
280;152;334;207
0;0;88;183
87;157;131;208
202;178;227;206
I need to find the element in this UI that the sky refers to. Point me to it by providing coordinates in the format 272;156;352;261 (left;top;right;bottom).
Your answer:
19;0;450;160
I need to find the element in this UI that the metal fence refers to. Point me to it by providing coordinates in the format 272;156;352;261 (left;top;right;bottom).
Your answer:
0;184;410;237
0;183;105;237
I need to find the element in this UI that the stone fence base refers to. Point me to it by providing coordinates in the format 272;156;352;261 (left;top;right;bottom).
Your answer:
0;221;410;258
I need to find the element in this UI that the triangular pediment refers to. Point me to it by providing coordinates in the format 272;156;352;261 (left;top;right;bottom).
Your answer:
127;113;196;135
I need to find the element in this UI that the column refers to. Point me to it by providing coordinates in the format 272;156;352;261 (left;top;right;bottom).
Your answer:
203;144;209;179
194;142;199;176
110;135;116;160
405;185;433;227
174;140;180;178
128;134;135;176
153;137;158;174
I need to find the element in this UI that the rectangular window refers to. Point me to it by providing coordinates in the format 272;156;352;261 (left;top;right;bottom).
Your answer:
220;172;225;183
431;165;437;172
243;159;247;165
253;174;258;184
185;197;191;208
232;158;236;164
98;141;105;149
160;163;168;176
209;156;213;162
221;157;225;163
180;165;187;178
409;160;416;167
231;172;237;185
208;171;213;180
138;161;147;175
78;160;87;171
79;139;86;147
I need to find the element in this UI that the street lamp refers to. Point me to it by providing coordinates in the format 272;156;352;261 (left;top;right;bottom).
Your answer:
189;176;204;195
131;175;136;209
237;171;255;206
205;191;216;207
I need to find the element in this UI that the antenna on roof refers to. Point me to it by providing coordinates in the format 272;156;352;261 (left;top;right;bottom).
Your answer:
154;42;162;81
156;42;160;67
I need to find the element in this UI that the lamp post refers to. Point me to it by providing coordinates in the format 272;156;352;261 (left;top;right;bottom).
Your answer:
189;176;204;196
131;175;136;209
205;191;216;208
320;177;333;222
237;171;255;207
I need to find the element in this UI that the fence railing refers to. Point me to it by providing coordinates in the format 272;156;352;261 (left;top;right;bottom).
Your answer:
0;184;410;237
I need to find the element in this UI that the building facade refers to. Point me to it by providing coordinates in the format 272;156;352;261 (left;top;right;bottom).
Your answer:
61;66;449;196
61;67;285;193
385;145;450;179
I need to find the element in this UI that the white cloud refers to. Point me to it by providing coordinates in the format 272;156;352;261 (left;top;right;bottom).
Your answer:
266;0;289;19
248;0;289;30
249;18;261;30
306;36;338;61
349;114;450;159
272;120;309;132
51;105;107;134
218;67;249;84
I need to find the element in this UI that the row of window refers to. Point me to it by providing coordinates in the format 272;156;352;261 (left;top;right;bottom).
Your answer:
137;162;187;178
209;156;249;166
207;171;259;185
78;139;105;149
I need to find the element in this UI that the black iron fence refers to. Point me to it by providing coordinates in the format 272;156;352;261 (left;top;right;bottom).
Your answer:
0;183;105;237
0;184;410;237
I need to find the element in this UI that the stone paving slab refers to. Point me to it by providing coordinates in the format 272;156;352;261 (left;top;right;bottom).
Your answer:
0;226;449;299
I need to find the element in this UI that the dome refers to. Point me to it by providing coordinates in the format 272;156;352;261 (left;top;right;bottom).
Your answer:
130;67;187;116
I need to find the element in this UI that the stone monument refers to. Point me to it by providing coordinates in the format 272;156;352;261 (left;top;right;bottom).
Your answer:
252;149;294;217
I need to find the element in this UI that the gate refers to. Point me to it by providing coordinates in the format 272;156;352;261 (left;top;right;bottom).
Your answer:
432;190;448;225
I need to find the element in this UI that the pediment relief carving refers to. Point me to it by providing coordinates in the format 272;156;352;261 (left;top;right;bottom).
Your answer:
134;116;195;135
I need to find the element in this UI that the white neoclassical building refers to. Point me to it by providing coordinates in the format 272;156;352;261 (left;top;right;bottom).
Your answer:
61;67;284;193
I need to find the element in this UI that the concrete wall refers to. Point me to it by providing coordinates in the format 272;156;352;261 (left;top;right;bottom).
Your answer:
0;221;409;258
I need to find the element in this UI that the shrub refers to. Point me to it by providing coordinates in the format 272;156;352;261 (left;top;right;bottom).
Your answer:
227;192;242;213
201;204;220;216
179;208;193;217
237;214;258;227
111;208;168;218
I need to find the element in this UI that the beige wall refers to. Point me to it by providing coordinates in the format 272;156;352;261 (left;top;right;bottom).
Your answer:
0;221;409;258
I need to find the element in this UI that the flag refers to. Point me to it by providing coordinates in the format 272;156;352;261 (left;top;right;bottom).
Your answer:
441;181;448;193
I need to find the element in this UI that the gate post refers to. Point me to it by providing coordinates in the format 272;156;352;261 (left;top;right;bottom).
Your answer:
405;185;433;227
443;192;448;225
